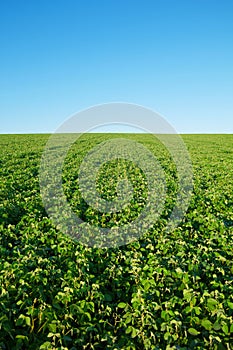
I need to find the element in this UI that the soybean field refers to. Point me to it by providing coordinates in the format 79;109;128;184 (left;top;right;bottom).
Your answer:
0;134;233;350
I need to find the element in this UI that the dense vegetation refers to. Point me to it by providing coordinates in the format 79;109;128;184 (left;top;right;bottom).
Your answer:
0;134;232;349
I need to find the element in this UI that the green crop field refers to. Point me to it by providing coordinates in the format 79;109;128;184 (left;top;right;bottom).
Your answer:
0;134;233;350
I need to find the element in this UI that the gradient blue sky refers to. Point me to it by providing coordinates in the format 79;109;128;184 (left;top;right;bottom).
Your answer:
1;0;233;133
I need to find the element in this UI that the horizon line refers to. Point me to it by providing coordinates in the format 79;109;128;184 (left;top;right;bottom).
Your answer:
1;132;233;135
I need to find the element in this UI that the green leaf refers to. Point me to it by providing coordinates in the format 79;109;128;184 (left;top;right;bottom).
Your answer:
194;306;201;315
164;331;171;340
39;342;53;349
126;326;137;338
227;301;233;310
201;319;212;331
213;321;221;331
118;302;126;308
16;314;30;327
25;316;31;326
48;323;56;333
131;327;137;338
126;326;132;334
16;335;28;340
184;306;192;314
161;310;170;321
47;333;54;338
183;289;192;301
222;324;229;335
230;324;233;333
188;328;200;336
207;298;218;311
125;316;132;324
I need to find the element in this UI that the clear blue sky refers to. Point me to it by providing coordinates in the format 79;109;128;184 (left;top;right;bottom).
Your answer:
0;0;233;133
